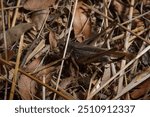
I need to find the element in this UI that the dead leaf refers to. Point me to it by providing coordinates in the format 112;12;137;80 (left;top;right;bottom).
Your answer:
31;9;49;30
36;66;56;81
0;23;33;47
18;75;37;100
18;58;41;100
112;0;129;20
35;65;56;99
73;2;91;42
23;0;56;11
49;29;57;50
59;77;75;89
130;79;150;99
132;9;144;28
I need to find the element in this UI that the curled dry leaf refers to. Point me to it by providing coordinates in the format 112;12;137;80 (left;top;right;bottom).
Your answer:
23;0;56;11
6;23;33;46
18;58;41;100
31;9;49;30
49;29;57;50
18;75;37;100
0;23;33;47
73;2;91;42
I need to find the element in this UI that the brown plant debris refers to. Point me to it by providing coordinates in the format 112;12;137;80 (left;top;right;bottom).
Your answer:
0;0;150;100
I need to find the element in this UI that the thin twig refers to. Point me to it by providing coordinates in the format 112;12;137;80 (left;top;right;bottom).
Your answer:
9;34;24;100
1;0;8;100
121;11;150;25
11;0;21;27
0;5;23;11
42;75;46;100
1;0;7;60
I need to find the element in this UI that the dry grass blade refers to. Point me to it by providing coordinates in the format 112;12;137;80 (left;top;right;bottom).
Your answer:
9;34;24;99
11;0;21;27
1;0;7;60
25;39;45;64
